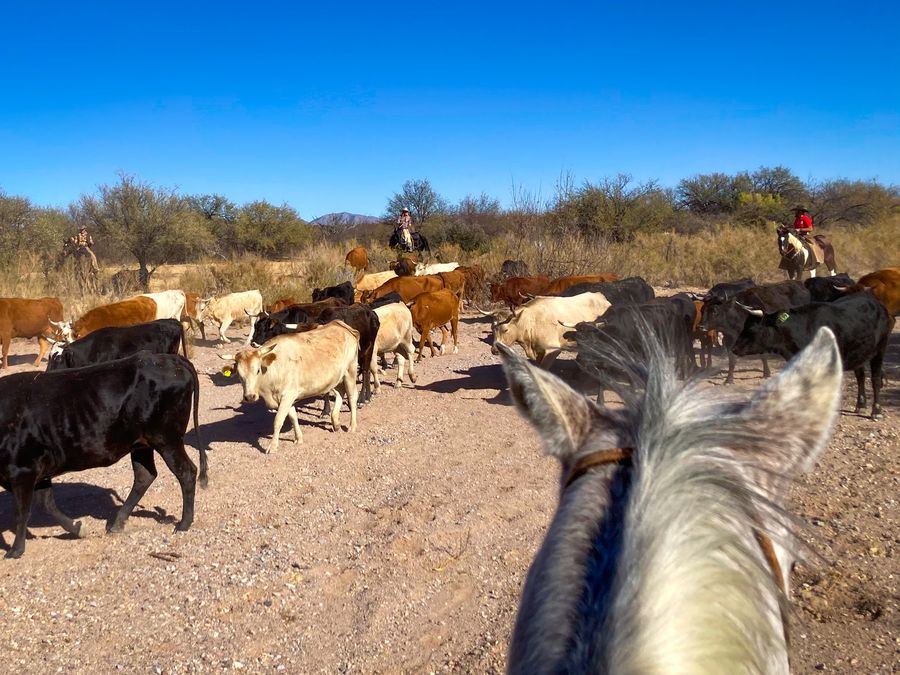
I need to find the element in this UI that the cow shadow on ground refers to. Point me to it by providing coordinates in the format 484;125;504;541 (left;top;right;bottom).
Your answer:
197;399;337;454
0;482;177;552
3;353;41;368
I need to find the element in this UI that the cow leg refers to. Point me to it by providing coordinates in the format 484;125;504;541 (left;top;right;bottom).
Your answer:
370;350;382;394
331;388;344;432
870;349;886;420
156;441;198;532
35;482;85;538
245;316;257;345
539;350;561;370
109;447;157;533
34;335;50;367
218;318;232;344
853;367;867;415
809;268;817;278
725;351;736;385
398;342;417;385
320;396;332;419
415;327;429;363
268;399;295;453
1;335;8;369
286;405;303;443
6;473;36;558
437;326;449;355
762;356;771;378
451;314;459;354
344;369;359;432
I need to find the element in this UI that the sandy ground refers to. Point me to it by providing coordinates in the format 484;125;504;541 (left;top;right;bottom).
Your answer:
0;304;896;673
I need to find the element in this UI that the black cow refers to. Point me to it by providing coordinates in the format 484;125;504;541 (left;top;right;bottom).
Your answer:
0;352;206;558
560;276;655;304
804;273;856;302
278;304;381;406
499;259;530;280
47;319;187;371
311;282;354;305
700;280;811;384
367;291;405;309
250;298;344;346
734;294;891;419
565;295;696;404
706;277;755;301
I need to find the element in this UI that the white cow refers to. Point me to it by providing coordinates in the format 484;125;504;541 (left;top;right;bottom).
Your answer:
219;320;360;452
199;290;264;345
479;292;611;369
371;303;418;392
415;262;459;276
140;290;187;321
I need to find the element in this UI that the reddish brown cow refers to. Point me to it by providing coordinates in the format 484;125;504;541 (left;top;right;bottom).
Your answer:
456;265;486;302
409;289;460;361
489;275;551;311
181;292;206;340
266;297;301;313
390;257;418;276
437;270;467;305
345;246;369;272
544;273;620;296
856;268;900;317
361;275;444;304
0;297;64;369
54;297;158;341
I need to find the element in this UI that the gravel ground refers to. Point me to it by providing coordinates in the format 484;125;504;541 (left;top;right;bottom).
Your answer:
0;300;896;674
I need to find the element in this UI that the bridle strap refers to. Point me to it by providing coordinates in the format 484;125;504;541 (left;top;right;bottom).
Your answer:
564;448;633;489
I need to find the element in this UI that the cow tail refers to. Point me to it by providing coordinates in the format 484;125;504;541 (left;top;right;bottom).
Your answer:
180;324;189;359
187;358;208;488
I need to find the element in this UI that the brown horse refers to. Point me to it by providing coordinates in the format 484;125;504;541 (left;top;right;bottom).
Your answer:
57;237;99;293
777;226;837;280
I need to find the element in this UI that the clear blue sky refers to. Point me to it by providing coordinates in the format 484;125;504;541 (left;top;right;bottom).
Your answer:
1;1;898;219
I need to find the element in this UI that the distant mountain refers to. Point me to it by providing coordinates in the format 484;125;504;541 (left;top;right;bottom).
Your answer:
310;212;381;227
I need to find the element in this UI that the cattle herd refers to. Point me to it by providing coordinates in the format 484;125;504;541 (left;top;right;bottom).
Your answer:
0;254;897;667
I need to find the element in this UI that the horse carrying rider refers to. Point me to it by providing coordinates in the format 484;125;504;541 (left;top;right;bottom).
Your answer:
74;225;100;272
396;207;414;251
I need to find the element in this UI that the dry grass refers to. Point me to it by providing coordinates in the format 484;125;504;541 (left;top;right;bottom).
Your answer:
2;219;896;313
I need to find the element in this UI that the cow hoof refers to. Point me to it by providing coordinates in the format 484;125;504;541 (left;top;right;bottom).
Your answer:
393;380;402;388
854;405;863;415
4;548;23;560
106;522;125;535
872;411;883;421
73;520;86;538
453;347;459;354
174;522;191;533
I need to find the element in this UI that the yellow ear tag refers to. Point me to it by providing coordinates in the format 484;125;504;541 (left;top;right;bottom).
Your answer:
776;312;790;323
222;367;233;377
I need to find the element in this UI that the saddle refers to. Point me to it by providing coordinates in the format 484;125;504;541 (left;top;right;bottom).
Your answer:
781;231;825;267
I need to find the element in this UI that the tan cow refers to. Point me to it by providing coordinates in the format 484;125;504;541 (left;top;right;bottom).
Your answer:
140;290;186;321
479;292;611;369
355;271;398;295
371;303;418;391
219;320;360;453
199;290;264;345
409;289;460;362
0;297;64;369
181;292;206;340
52;296;158;342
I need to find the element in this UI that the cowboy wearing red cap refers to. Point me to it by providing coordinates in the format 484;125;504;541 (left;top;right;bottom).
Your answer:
791;207;823;264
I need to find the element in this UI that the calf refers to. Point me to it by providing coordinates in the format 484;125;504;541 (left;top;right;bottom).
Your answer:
390;257;418;276
311;281;354;305
220;321;360;453
200;290;264;345
734;294;891;419
489;275;551;311
409;289;460;361
47;319;187;371
700;281;811;384
345;246;369;272
0;352;206;558
371;303;418;391
0;296;64;369
560;276;654;304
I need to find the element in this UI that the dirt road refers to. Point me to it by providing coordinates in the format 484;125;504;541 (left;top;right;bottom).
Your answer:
0;311;896;673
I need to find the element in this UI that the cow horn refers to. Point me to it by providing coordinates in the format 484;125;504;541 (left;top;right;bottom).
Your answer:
259;343;277;355
832;284;852;292
48;319;63;328
244;309;258;317
557;321;578;328
283;323;298;330
218;353;235;361
736;301;764;317
471;304;494;317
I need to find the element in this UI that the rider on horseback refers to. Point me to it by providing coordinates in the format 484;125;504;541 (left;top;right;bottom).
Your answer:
790;207;824;264
74;225;100;273
396;208;414;251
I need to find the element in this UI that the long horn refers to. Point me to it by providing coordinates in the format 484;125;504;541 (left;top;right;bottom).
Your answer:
217;353;235;361
244;309;258;317
471;304;495;317
736;301;764;317
558;321;578;328
283;323;299;330
48;319;62;327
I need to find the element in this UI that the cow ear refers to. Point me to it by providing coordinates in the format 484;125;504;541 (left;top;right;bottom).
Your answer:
498;343;595;461
261;352;277;368
744;326;842;479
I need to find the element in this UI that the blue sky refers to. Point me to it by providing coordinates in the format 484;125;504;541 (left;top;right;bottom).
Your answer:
1;1;897;219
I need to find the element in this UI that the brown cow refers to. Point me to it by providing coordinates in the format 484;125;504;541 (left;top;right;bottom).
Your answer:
456;265;486;303
182;292;206;341
437;270;467;309
266;297;301;313
52;296;158;342
409;289;460;362
489;275;551;311
361;275;444;304
345;246;369;272
544;274;620;296
0;297;64;369
692;299;717;368
390;257;418;276
856;268;900;317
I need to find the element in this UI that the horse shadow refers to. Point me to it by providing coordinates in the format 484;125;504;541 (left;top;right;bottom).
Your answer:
0;481;176;552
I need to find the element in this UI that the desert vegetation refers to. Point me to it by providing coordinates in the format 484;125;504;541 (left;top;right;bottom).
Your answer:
0;169;897;307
